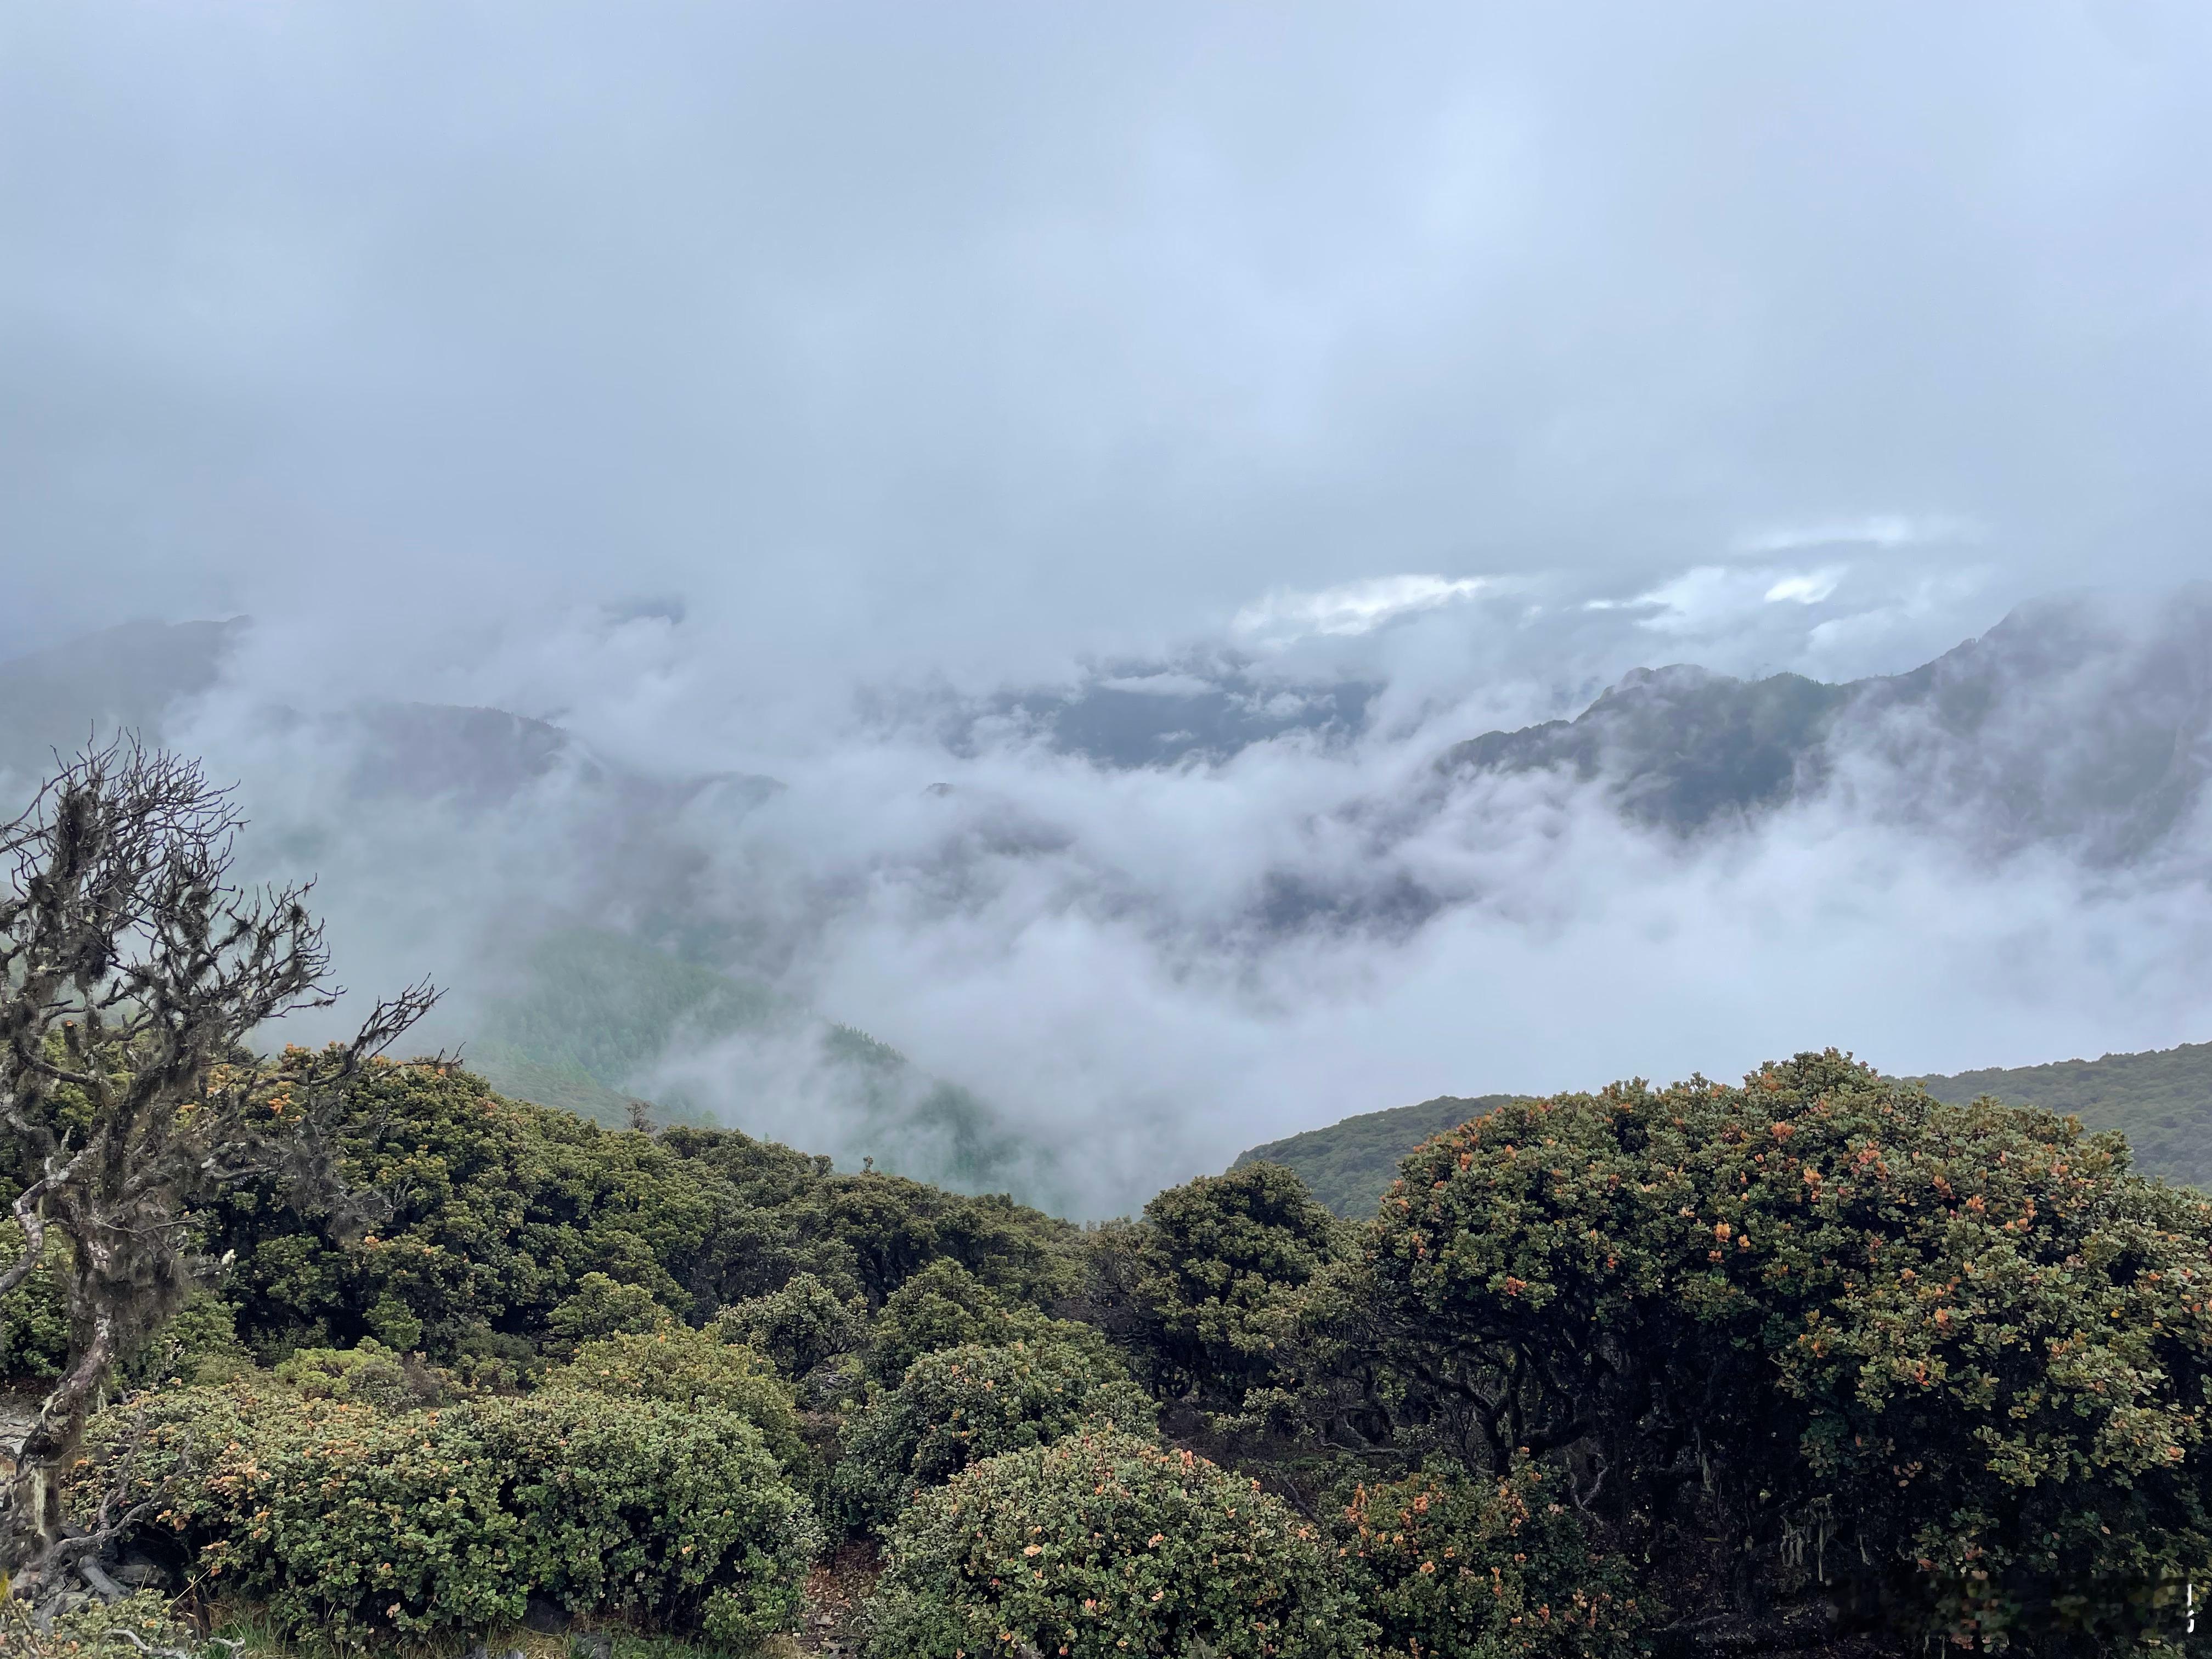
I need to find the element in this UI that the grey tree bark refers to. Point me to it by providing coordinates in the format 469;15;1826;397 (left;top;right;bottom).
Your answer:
0;740;436;1590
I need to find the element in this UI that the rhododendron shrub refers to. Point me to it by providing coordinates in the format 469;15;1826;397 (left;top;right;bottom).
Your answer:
1330;1463;1646;1658
836;1335;1154;1531
1370;1050;2212;1654
80;1380;819;1646
864;1427;1368;1659
549;1322;808;1472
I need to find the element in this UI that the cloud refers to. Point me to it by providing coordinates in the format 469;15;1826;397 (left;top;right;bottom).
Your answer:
1764;568;1844;605
1587;565;1827;635
736;667;2212;1210
1735;516;1984;555
6;575;2186;1219
1233;576;1489;645
9;3;2207;668
1095;672;1219;697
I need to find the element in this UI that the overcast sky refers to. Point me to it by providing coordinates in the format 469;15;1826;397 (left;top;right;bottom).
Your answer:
5;1;2209;687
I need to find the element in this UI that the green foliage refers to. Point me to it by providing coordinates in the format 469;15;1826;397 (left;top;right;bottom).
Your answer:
203;1060;721;1360
863;1427;1370;1659
866;1258;1018;1384
84;1379;818;1648
92;1383;523;1640
817;1173;1079;1310
0;1222;69;1380
548;1272;674;1351
551;1324;806;1472
1330;1464;1647;1658
127;1288;251;1385
1921;1039;2212;1191
837;1336;1155;1531
470;1389;822;1649
49;1035;2212;1657
1369;1051;2212;1654
202;1059;1081;1370
1237;1037;2212;1226
714;1272;866;1380
1126;1164;1344;1408
269;1338;422;1410
1233;1096;1521;1220
32;1588;200;1655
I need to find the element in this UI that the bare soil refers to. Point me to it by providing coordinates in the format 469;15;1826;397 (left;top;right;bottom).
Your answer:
794;1541;881;1657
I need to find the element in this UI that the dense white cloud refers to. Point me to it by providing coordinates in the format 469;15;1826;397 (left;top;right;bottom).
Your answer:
1232;575;1491;644
1764;570;1845;606
120;577;2212;1216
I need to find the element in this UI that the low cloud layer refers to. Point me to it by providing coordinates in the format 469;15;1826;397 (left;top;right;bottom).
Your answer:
99;578;2207;1215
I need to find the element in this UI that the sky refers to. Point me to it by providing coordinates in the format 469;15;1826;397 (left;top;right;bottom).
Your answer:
7;2;2211;673
5;2;2211;1209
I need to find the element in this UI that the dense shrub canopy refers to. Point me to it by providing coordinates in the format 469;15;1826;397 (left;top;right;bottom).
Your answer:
471;1389;821;1647
864;1257;1012;1383
1124;1164;1345;1407
715;1271;866;1380
38;1040;2212;1658
864;1426;1369;1659
82;1378;820;1645
200;1063;1080;1366
1330;1464;1645;1659
860;1256;1093;1385
1369;1050;2212;1654
550;1323;807;1472
837;1334;1154;1529
202;1065;716;1357
814;1171;1080;1310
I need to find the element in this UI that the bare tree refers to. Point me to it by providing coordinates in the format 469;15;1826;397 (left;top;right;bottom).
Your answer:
0;740;436;1588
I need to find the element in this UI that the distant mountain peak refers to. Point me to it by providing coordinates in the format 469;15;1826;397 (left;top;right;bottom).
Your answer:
1435;589;2212;859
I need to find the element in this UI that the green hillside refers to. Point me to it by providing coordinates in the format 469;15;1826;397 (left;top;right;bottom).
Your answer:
1916;1040;2212;1189
463;1043;656;1127
467;926;1055;1198
474;926;781;1104
1235;1040;2212;1218
1231;1092;1520;1217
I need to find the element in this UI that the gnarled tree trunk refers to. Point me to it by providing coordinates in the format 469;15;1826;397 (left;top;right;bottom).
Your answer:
0;740;435;1587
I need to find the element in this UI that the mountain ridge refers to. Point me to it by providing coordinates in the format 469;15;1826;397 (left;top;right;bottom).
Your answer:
1230;1038;2212;1216
1435;586;2212;858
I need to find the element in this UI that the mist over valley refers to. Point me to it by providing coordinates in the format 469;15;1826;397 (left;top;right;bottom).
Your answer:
6;577;2206;1216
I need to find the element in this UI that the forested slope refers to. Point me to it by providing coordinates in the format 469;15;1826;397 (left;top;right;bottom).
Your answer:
1234;1039;2212;1212
1917;1039;2212;1188
1229;1092;1519;1216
